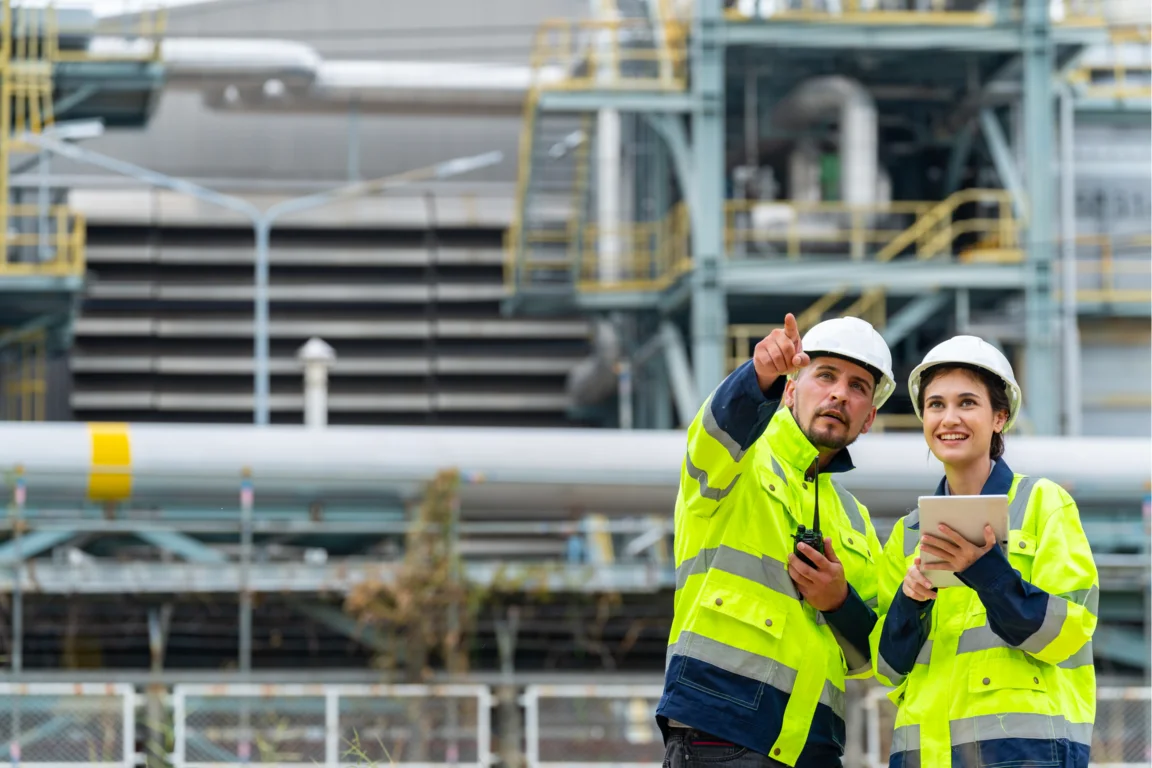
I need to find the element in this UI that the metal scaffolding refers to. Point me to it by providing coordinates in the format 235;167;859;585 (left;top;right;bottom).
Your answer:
503;0;1149;436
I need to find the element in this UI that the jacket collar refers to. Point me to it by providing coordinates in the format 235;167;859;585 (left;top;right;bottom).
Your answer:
933;458;1015;496
765;406;856;476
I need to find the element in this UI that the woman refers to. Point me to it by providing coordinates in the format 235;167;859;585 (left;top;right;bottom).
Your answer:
870;335;1099;768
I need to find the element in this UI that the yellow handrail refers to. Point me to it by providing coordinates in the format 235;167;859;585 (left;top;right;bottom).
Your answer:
0;325;47;421
531;18;688;93
0;205;87;277
505;90;540;292
725;189;1018;263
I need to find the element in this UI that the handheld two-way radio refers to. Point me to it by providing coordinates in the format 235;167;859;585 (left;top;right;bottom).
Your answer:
792;463;824;568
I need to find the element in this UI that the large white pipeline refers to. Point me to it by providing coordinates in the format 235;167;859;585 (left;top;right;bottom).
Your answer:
0;423;1145;517
90;37;567;116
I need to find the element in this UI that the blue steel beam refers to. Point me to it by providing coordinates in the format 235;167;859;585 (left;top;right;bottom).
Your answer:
944;121;976;196
135;530;228;563
722;21;1104;50
979;109;1028;220
881;292;951;348
0;530;75;563
722;261;1027;294
1022;0;1059;435
689;0;729;399
723;23;1026;52
643;114;696;215
659;321;700;427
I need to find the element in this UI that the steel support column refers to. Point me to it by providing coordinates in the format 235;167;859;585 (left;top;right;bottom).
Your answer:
689;0;728;401
660;320;701;428
1058;82;1081;436
1021;0;1059;435
979;109;1028;220
944;121;976;196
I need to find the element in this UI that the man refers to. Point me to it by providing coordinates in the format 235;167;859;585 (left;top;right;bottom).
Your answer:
656;313;895;768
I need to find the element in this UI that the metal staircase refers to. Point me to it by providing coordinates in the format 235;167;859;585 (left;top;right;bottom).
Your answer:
505;103;592;306
505;4;689;309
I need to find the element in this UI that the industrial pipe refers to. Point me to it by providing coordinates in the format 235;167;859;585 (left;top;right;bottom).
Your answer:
0;422;1146;517
774;76;878;208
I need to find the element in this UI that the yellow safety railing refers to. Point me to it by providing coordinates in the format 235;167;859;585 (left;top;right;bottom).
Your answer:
725;189;1018;263
874;188;1018;262
721;0;1104;26
0;1;91;285
842;287;886;329
959;232;1151;305
0;325;47;422
0;205;87;277
577;203;692;292
1067;61;1152;100
504;89;541;292
1062;233;1152;305
8;4;54;142
530;18;688;92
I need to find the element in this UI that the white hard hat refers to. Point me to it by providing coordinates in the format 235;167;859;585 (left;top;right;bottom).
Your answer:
795;317;895;408
908;335;1022;431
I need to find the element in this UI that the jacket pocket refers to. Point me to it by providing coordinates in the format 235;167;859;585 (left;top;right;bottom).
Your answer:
676;586;792;710
968;656;1048;695
1008;529;1038;582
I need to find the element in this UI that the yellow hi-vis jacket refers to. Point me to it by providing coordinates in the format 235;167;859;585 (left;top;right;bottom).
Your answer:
655;361;883;767
870;460;1098;767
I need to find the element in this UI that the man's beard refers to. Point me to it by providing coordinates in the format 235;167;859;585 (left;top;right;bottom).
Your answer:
792;403;859;451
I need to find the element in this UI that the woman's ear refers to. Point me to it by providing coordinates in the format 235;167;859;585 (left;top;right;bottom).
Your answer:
992;409;1009;433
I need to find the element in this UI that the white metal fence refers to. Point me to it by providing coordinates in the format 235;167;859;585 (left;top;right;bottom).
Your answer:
172;684;493;768
0;681;1141;767
863;685;1152;768
522;685;665;768
0;683;135;768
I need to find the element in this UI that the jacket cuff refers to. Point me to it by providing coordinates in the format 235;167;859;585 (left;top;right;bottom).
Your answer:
822;583;876;649
891;585;935;619
957;544;1014;592
733;359;786;403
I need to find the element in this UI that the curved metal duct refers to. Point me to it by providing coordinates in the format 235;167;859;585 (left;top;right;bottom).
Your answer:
774;75;878;207
566;317;623;408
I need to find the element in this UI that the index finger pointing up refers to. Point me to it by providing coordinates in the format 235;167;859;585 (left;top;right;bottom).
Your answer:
783;313;800;342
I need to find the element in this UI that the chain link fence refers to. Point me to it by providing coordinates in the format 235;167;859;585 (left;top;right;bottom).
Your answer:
523;685;664;768
172;683;492;768
0;683;135;768
864;684;1151;768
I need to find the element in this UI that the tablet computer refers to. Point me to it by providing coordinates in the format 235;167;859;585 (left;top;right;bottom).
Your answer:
916;494;1009;588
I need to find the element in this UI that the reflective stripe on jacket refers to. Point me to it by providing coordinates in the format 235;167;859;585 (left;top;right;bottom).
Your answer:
870;459;1098;768
655;361;883;767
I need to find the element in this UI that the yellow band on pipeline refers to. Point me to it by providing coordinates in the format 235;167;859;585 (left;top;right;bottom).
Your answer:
87;422;132;502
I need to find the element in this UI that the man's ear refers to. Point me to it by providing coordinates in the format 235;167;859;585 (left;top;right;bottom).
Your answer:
783;377;796;409
860;406;878;435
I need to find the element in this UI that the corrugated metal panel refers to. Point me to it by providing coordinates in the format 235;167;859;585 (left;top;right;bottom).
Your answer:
1079;319;1151;438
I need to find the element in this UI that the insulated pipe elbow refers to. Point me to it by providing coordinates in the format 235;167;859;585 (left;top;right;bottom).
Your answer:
775;76;878;207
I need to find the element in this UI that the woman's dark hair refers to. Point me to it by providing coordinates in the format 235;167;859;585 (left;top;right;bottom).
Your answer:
917;363;1012;461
